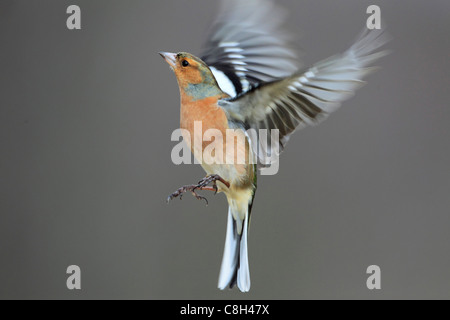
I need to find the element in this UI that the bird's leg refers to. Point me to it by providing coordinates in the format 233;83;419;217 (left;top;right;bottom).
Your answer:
167;174;230;205
196;174;231;195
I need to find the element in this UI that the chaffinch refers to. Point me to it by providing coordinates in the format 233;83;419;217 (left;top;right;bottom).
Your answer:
160;0;388;292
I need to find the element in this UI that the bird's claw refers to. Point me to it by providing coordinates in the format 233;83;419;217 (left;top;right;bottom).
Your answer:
167;185;209;206
166;174;229;205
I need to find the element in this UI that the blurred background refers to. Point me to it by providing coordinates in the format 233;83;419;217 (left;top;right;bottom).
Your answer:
1;0;449;299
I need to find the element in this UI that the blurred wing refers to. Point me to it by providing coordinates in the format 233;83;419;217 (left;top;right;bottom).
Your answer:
219;29;390;167
200;0;299;97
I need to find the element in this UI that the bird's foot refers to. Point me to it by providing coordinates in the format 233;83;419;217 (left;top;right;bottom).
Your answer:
167;185;210;205
167;174;230;205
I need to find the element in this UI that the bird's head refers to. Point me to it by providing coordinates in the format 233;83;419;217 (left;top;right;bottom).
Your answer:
159;51;225;101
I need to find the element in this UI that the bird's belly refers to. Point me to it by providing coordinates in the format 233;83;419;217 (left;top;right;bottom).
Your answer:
182;126;253;188
201;162;249;186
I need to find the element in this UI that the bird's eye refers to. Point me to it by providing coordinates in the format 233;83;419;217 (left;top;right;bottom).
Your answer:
181;60;189;67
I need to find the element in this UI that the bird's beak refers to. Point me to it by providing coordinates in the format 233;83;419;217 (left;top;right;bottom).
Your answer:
159;52;177;68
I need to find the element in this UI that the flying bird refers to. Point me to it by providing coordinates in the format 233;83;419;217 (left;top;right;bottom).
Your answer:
160;0;388;292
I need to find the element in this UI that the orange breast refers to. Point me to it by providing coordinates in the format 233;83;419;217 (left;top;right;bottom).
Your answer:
180;93;252;184
180;94;229;152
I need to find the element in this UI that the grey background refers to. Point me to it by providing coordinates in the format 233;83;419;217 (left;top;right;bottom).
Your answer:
1;0;449;299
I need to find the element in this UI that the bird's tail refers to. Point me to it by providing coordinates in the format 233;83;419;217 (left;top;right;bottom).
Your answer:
218;195;253;292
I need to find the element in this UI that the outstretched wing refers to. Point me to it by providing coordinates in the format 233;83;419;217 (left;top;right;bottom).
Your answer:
219;28;390;167
200;0;299;97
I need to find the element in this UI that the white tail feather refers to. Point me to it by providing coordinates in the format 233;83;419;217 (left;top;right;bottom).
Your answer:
218;208;239;289
218;206;251;292
237;213;250;292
